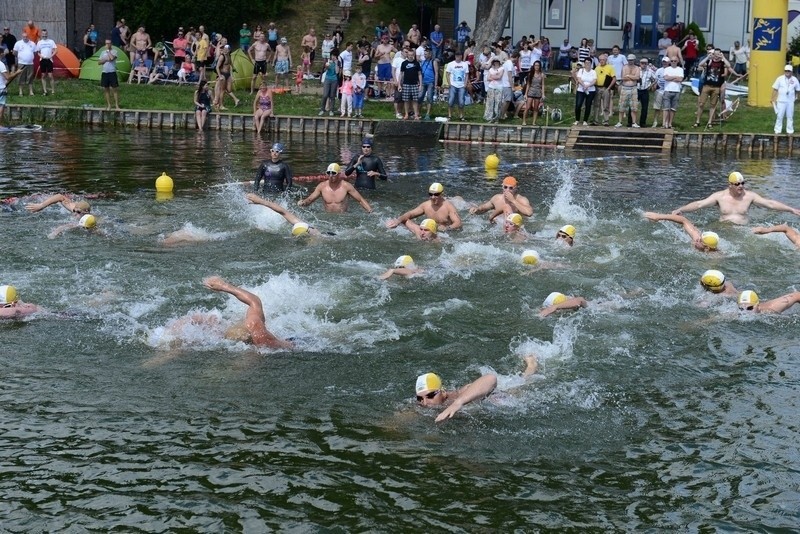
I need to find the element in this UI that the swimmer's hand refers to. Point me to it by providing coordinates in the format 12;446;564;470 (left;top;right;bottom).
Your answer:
435;401;463;423
245;193;260;204
385;218;400;229
25;202;45;213
203;276;229;291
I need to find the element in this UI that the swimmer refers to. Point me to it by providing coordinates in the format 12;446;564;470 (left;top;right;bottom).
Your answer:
699;269;737;296
343;137;388;190
752;224;800;248
386;182;462;231
469;176;533;222
0;285;40;319
555;225;576;246
502;212;528;242
414;372;498;423
737;289;800;314
253;142;293;193
400;217;440;242
203;276;293;349
297;163;372;213
25;194;91;217
246;193;322;237
520;249;566;271
672;171;800;225
539;291;588;318
644;211;720;252
48;214;97;239
379;254;421;280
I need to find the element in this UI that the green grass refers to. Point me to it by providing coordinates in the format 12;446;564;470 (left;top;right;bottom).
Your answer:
5;75;784;134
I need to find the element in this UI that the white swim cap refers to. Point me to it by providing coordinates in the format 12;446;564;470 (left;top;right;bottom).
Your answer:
0;285;18;305
701;231;719;250
543;292;567;307
291;222;310;236
415;372;442;394
394;255;415;268
521;249;540;265
700;269;725;292
79;214;97;229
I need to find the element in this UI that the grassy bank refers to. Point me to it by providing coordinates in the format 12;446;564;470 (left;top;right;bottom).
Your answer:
3;76;788;134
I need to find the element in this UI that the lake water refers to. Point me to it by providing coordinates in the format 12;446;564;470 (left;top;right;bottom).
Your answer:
2;127;800;530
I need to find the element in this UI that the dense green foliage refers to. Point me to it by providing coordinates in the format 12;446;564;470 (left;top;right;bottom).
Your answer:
684;22;706;51
113;0;286;42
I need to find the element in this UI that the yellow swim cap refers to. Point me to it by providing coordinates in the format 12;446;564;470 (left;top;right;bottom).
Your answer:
291;222;310;236
701;231;719;249
506;213;523;227
728;171;744;184
738;290;759;308
428;182;444;194
394;255;415;268
79;214;97;229
326;162;341;175
415;372;442;394
420;218;438;234
543;291;567;307
521;249;540;265
700;269;725;292
0;285;18;305
558;225;576;239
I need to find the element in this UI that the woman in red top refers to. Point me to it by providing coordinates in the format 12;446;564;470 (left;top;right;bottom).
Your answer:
682;31;699;78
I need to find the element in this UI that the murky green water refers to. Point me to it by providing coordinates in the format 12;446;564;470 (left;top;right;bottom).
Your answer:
2;127;799;530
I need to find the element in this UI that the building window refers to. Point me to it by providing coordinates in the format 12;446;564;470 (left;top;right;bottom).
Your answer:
690;0;712;31
544;0;567;29
601;0;624;30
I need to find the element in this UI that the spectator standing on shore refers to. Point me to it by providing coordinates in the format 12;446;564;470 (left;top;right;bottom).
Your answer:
729;40;750;79
319;51;339;116
265;23;277;63
111;20;125;48
0;57;22;124
352;63;367;117
193;33;210;81
274;37;292;89
418;47;438;120
657;31;671;62
693;48;728;128
301;28;317;69
446;50;469;121
430;24;443;60
615;53;640;128
661;58;683;128
35;29;57;96
13;32;36;96
249;33;270;92
172;29;188;68
631;57;655;127
2;27;17;72
239;23;251;52
83;24;97;60
214;43;241;110
456;21;471;54
682;31;699;77
771;65;799;135
573;58;597;125
592;53;616;126
388;19;401;46
98;39;120;110
400;48;422;120
522;60;545;126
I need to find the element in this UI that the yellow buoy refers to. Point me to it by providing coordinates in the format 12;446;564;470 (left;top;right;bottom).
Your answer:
485;169;498;180
485;153;500;170
155;191;174;202
155;172;174;193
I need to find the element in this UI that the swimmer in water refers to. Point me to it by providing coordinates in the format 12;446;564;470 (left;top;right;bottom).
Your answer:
469;176;533;222
672;171;800;225
415;356;538;423
48;214;98;239
539;291;588;318
752;224;800;248
0;285;40;319
399;217;440;242
502;212;528;242
386;182;462;231
644;211;720;252
203;276;293;349
246;193;322;237
25;194;91;217
699;269;738;296
379;254;421;280
555;224;575;246
737;289;800;314
253;142;293;193
297;163;373;213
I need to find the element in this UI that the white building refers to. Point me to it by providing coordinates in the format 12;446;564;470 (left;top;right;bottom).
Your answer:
456;0;800;51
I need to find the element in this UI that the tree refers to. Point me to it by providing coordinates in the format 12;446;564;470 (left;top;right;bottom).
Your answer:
472;0;513;48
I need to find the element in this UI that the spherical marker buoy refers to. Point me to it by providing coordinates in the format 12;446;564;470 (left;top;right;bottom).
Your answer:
485;153;500;170
155;172;174;193
485;169;498;181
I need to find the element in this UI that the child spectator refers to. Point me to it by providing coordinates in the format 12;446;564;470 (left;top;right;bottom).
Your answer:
352;64;367;117
295;65;304;94
301;45;312;78
340;70;354;117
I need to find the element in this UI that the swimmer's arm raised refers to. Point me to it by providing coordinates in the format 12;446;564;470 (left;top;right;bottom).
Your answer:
758;291;800;314
246;193;303;225
435;374;497;423
539;296;588;318
672;192;720;215
469;199;495;215
25;194;68;213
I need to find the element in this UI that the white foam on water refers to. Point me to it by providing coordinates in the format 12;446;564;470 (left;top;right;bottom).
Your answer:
422;298;472;317
545;163;595;224
437;241;515;279
159;222;235;245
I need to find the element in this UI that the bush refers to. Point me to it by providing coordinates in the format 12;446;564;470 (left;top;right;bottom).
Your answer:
788;28;800;59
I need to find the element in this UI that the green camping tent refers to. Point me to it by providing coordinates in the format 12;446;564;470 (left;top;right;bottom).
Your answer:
79;46;132;81
230;49;254;91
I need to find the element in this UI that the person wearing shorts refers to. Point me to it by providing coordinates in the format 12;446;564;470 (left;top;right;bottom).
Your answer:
661;58;683;128
98;40;120;110
400;49;421;119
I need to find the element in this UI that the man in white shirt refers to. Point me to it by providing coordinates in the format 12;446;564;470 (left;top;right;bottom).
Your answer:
661;58;684;129
35;29;57;95
558;39;571;70
391;45;406;118
499;52;516;120
771;64;799;134
729;40;750;77
339;42;353;74
13;32;36;96
445;50;469;120
607;45;626;78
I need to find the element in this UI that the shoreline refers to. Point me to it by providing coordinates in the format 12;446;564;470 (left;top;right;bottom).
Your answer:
5;104;799;156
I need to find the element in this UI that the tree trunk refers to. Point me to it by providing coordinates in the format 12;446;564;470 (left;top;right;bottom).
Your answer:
472;0;513;49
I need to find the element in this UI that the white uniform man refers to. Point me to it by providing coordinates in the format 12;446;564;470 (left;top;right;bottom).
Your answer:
35;29;57;95
770;65;799;135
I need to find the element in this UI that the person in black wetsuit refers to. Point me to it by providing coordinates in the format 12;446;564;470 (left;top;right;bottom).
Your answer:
254;143;293;193
344;137;388;190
